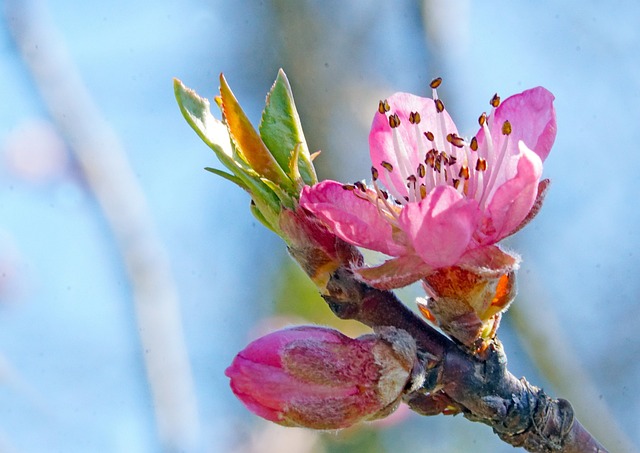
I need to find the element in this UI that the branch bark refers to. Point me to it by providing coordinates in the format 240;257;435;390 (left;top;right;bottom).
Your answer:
322;267;609;453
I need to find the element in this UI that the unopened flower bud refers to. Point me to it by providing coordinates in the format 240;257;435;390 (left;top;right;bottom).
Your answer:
225;326;417;429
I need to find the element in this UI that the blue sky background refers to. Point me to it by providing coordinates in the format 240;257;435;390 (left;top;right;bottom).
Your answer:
1;1;639;452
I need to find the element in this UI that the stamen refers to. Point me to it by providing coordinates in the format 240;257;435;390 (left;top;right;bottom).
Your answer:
378;99;390;114
371;166;379;181
490;93;500;108
470;136;478;151
501;120;512;135
435;99;445;113
459;166;470;180
389;113;401;128
381;161;394;172
424;131;435;142
417;163;426;178
475;158;487;171
342;184;356;191
354;181;367;192
478;112;487;127
420;184;427;199
430;77;443;89
447;133;464;148
409;111;421;124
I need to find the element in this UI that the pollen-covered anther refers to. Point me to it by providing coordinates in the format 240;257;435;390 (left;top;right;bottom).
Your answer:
424;131;435;142
425;150;436;167
389;113;401;128
434;156;442;173
381;161;394;172
420;184;427;199
371;166;379;181
452;179;461;189
342;184;356;191
501;120;512;135
354;181;367;192
430;77;443;89
478;112;487;127
490;93;500;108
476;158;487;171
378;99;390;114
459;165;470;180
417;163;426;178
446;133;465;148
435;99;445;113
409;111;421;124
470;136;478;151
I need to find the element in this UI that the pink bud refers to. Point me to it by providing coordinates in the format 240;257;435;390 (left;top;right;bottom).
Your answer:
225;326;416;430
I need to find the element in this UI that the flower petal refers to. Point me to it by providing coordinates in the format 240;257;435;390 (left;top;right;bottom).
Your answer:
300;180;407;256
369;92;458;198
354;254;434;290
479;142;543;243
482;86;557;162
398;185;480;268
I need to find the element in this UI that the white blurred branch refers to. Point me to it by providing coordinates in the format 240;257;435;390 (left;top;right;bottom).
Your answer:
4;1;199;451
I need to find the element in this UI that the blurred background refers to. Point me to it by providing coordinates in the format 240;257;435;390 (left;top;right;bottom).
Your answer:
1;1;639;452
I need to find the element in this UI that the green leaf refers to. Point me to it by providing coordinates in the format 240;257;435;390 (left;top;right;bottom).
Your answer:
204;167;247;190
259;69;318;186
218;74;294;192
174;78;282;218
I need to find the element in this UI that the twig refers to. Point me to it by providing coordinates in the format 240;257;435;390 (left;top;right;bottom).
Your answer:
4;2;199;450
322;266;609;452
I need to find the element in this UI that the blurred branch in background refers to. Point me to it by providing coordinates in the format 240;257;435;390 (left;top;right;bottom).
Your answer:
4;1;200;451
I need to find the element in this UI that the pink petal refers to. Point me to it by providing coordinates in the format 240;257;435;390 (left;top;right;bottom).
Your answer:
480;86;556;163
369;92;458;198
299;180;407;256
398;186;480;268
354;254;434;290
479;143;543;244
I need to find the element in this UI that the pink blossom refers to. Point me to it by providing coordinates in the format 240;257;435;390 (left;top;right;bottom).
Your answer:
225;326;416;429
300;83;556;280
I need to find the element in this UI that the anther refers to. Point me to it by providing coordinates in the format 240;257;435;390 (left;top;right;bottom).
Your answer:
476;158;487;171
490;93;501;108
425;150;436;167
381;161;394;172
501;120;512;135
448;155;457;166
371;166;379;181
430;77;443;89
478;112;487;127
354;181;367;192
380;189;389;200
389;113;401;128
470;136;478;151
453;179;461;189
420;184;427;199
435;99;445;113
409;111;421;124
459;166;470;180
424;131;435;142
342;184;356;191
446;133;464;148
417;163;426;178
378;99;390;114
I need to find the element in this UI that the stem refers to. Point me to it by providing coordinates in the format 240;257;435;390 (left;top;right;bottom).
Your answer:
323;266;609;452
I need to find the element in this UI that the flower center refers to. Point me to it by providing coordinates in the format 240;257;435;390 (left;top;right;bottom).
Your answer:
373;78;513;211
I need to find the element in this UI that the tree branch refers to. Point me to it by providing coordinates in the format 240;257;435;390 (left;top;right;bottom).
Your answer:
322;267;609;453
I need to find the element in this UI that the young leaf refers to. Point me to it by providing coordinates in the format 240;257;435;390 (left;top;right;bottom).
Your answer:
260;69;318;186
